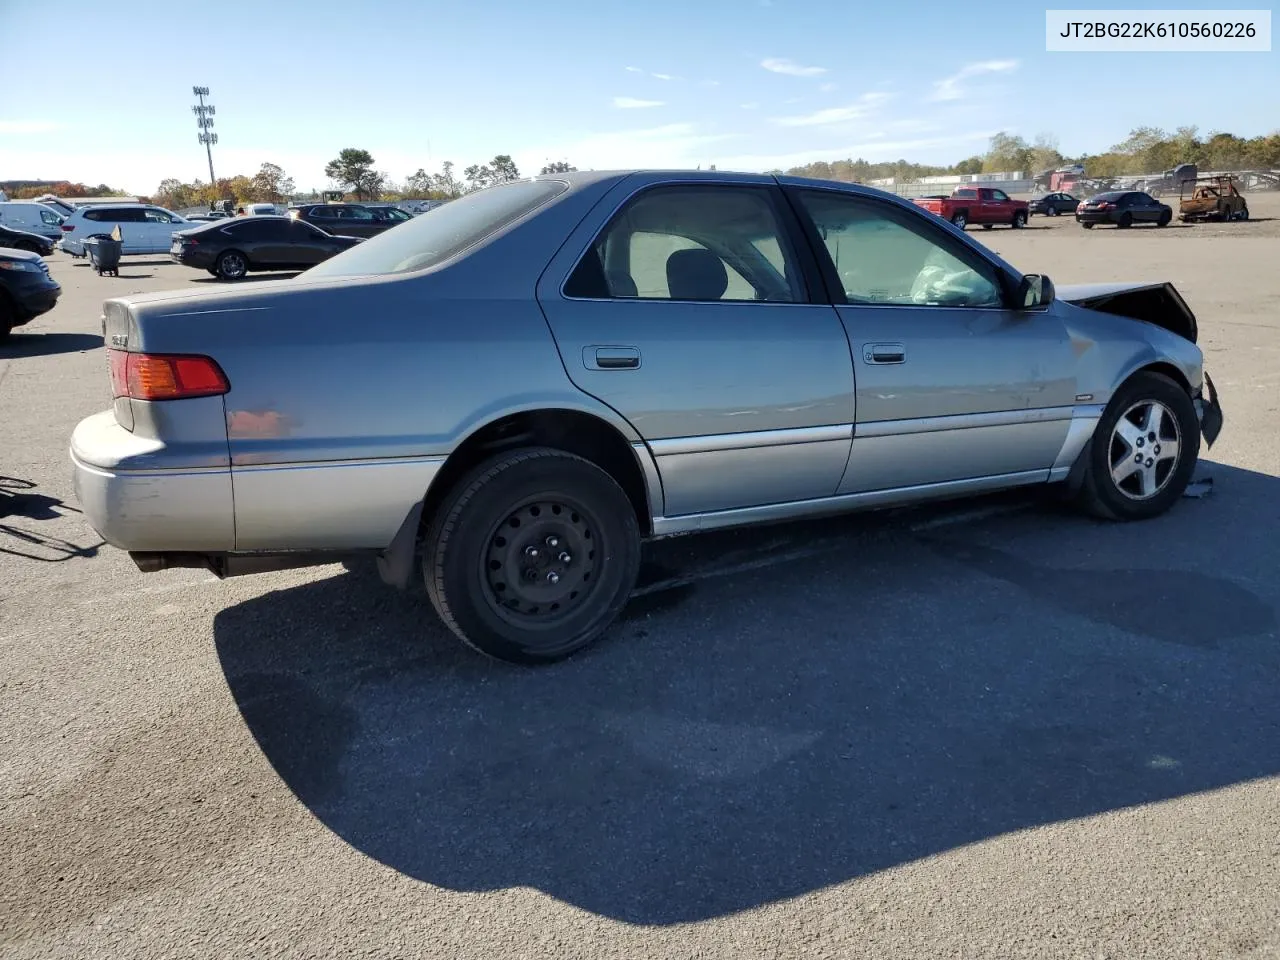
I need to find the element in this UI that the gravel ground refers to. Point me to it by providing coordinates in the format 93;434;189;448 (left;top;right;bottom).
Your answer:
2;194;1278;959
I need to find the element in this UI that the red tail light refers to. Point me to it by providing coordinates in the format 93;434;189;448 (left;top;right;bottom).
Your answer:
61;224;75;232
108;349;229;400
1096;203;1114;210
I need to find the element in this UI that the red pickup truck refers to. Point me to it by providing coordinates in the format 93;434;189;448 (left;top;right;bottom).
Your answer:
911;187;1029;231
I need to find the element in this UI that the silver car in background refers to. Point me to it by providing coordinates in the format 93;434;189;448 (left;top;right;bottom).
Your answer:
71;171;1224;663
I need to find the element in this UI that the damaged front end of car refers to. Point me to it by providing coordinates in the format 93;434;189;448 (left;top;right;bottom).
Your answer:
1058;280;1223;448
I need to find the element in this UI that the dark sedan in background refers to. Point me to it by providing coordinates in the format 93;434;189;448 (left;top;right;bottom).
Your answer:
0;248;62;339
171;216;363;280
0;223;57;257
1077;191;1173;229
1029;192;1080;217
287;202;408;239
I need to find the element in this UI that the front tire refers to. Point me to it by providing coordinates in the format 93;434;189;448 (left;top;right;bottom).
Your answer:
1075;372;1199;522
1157;210;1172;227
215;250;248;280
424;447;642;664
1011;210;1027;228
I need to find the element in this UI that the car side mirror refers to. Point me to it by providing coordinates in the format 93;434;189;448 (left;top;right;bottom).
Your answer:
1017;273;1055;309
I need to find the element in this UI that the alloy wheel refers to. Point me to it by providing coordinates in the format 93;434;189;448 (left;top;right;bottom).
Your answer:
1108;400;1182;500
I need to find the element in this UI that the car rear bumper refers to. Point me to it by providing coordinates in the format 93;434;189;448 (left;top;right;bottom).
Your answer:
1075;211;1114;224
58;237;85;255
70;411;235;552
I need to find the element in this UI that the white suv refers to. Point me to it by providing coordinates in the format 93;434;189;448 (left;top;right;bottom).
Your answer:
59;204;195;256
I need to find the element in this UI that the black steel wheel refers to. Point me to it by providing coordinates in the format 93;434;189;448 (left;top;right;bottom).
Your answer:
424;447;641;664
1075;371;1200;521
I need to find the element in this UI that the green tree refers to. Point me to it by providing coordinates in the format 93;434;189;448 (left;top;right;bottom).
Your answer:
539;160;577;174
489;154;520;183
463;163;493;191
324;148;381;200
983;132;1031;174
431;161;464;198
404;168;432;196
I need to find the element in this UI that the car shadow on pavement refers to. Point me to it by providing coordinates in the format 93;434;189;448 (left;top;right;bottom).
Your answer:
0;332;103;358
212;461;1280;925
0;477;104;562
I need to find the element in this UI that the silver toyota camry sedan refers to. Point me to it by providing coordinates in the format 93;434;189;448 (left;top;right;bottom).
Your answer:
71;170;1224;664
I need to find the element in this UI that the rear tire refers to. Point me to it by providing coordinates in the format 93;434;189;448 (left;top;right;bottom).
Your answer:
0;298;13;341
1075;372;1199;522
215;250;249;281
1049;207;1060;217
1238;206;1249;221
423;447;642;664
1118;213;1134;229
1081;222;1094;229
950;212;967;229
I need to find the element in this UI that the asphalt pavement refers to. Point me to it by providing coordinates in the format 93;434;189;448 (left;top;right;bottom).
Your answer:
2;209;1279;959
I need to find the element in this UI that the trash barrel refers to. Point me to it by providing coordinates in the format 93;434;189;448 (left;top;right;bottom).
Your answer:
84;235;122;277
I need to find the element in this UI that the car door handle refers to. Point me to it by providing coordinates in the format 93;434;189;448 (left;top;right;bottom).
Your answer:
586;345;641;370
863;342;906;364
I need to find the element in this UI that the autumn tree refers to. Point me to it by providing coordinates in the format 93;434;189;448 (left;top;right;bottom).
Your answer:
251;162;295;203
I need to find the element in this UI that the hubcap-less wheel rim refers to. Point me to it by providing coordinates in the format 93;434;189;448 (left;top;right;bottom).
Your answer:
952;215;966;229
221;253;246;278
483;498;600;627
1109;400;1181;500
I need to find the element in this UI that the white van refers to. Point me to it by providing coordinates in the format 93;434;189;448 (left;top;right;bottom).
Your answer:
244;202;280;216
58;203;195;256
0;202;66;241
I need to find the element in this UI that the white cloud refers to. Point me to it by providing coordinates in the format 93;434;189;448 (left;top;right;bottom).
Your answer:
613;97;665;109
761;57;828;77
819;82;838;93
704;79;722;87
0;120;61;134
651;73;677;81
929;59;1019;102
625;66;643;73
740;102;759;110
512;123;738;174
771;92;892;127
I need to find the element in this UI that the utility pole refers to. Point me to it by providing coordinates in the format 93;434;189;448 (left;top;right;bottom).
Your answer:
192;86;218;190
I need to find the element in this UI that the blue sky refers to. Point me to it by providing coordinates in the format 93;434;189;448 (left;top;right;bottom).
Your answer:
1;0;1275;194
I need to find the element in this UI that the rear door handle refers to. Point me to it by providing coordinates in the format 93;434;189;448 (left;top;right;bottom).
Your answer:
586;345;641;370
863;342;906;364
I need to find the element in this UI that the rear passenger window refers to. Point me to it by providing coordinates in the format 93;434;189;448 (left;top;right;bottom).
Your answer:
566;186;803;303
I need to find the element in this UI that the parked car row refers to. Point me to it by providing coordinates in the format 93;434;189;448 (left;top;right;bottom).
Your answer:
911;184;1227;232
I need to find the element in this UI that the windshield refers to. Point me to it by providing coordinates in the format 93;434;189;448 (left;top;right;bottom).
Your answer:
305;180;568;277
1093;192;1126;202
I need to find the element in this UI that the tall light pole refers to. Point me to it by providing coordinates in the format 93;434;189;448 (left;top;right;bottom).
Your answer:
192;86;218;189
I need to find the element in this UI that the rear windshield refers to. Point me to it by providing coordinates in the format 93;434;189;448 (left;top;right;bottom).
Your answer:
1092;192;1126;202
305;180;568;277
953;189;977;199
